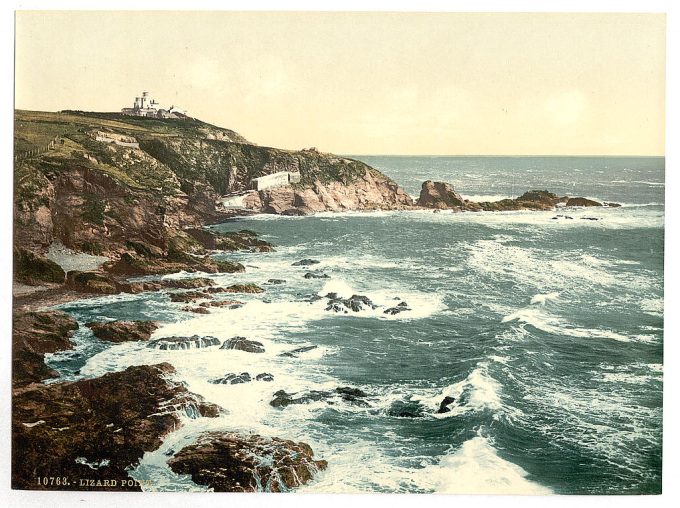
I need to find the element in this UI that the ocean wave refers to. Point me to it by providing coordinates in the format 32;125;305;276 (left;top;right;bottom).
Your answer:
416;436;552;494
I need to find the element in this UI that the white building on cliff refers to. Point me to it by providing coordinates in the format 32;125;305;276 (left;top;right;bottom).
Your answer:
121;91;188;119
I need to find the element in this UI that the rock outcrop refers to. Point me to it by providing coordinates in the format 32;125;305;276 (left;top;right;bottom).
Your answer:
167;431;327;492
12;363;221;490
147;335;221;350
416;180;465;209
220;337;266;353
13;310;78;386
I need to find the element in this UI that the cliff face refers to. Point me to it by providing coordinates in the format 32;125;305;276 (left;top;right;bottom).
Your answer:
14;110;411;260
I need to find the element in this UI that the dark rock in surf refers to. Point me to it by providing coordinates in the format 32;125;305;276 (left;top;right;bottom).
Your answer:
565;197;602;207
304;271;330;279
210;372;252;385
581;217;600;221
147;335;221;350
384;301;410;315
279;345;318;358
266;279;286;285
292;259;320;267
86;320;159;343
220;336;265;354
270;387;368;408
325;294;377;313
256;373;274;382
436;396;456;414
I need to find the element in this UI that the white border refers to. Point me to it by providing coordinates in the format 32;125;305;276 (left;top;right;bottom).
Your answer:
1;2;677;508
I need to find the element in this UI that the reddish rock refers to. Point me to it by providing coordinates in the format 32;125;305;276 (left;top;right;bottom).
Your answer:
565;197;603;207
416;180;465;209
167;432;327;492
86;320;159;342
12;363;221;491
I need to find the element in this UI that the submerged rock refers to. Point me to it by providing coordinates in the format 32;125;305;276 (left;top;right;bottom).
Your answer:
266;278;286;285
12;363;221;490
220;336;265;353
147;335;221;350
210;372;252;385
279;345;318;358
292;259;320;267
386;399;427;418
436;396;456;414
167;431;326;492
86;320;159;343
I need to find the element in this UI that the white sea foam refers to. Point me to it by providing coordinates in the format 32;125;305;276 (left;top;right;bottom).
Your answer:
416;436;552;494
530;292;559;305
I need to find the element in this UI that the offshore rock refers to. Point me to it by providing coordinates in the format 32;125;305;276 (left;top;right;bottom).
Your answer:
416;180;465;209
210;372;252;385
220;336;266;353
565;197;603;207
147;335;221;350
436;396;457;414
12;363;221;490
279;345;318;358
304;271;330;279
292;259;320;266
86;320;159;343
271;387;369;408
384;301;411;315
167;431;327;492
325;294;377;313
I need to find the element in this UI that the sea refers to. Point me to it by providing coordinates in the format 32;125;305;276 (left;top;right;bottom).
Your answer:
46;156;664;494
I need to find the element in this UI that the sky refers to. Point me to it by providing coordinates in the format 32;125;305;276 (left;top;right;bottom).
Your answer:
15;11;666;155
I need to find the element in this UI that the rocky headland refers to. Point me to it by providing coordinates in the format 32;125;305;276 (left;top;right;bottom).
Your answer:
13;109;621;492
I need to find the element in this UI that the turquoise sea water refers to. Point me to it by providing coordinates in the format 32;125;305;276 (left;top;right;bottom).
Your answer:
47;156;664;494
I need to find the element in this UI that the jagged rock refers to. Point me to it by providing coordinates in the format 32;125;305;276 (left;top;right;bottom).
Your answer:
566;197;602;207
384;301;410;315
86;320;159;342
304;271;330;279
325;294;377;313
386;399;427;418
256;373;274;382
167;431;326;492
12;363;221;490
13;310;78;387
436;396;456;414
292;259;320;267
147;335;221;350
279;345;318;358
220;336;265;353
210;372;251;385
416;180;465;209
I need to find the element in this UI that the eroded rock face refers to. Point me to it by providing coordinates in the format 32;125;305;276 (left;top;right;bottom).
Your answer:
13;310;79;386
168;432;327;492
12;363;221;491
147;335;221;350
86;320;159;343
416;180;465;209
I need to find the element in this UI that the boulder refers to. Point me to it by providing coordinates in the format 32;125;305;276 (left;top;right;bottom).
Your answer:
325;294;377;313
167;431;326;492
225;284;265;294
220;336;265;353
86;320;159;343
384;301;411;315
416;181;465;209
292;259;320;267
304;271;330;279
256;373;274;382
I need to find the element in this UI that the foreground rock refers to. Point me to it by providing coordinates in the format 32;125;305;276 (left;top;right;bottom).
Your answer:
13;310;79;387
167;431;327;492
86;320;159;342
147;335;221;350
14;247;65;285
12;363;221;490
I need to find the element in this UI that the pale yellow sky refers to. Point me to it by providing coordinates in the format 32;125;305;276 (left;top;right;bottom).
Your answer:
15;11;665;155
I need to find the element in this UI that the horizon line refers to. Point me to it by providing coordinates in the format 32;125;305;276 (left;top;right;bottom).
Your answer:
346;154;665;158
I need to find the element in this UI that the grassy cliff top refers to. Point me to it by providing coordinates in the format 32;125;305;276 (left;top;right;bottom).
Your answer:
14;110;249;153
